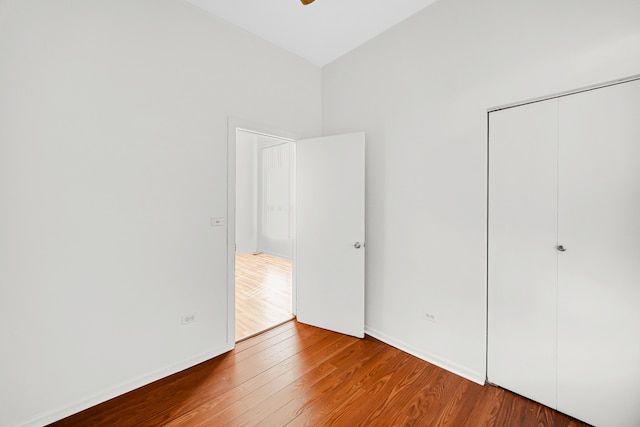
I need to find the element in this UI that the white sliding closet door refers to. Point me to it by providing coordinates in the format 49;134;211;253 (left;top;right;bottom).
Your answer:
489;77;640;427
557;79;640;426
487;99;559;409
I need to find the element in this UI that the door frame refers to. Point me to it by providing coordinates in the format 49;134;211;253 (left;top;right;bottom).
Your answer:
227;117;299;343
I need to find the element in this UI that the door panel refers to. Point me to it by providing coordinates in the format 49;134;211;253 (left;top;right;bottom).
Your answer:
557;79;640;426
487;99;559;409
295;132;365;338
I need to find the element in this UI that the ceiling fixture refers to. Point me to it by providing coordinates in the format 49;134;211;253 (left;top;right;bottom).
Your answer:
301;0;315;4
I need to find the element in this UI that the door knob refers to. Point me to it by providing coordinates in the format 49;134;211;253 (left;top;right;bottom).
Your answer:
354;242;362;249
557;245;566;252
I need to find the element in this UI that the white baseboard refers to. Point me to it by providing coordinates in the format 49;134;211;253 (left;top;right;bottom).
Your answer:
365;326;486;386
23;342;234;427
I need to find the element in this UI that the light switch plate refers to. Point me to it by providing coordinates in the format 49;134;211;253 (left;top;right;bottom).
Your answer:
210;217;225;226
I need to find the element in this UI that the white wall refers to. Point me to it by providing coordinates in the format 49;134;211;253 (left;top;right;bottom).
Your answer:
0;0;320;425
322;0;640;382
235;130;258;254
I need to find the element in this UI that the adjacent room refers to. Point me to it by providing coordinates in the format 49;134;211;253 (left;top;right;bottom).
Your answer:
1;0;639;426
234;129;294;341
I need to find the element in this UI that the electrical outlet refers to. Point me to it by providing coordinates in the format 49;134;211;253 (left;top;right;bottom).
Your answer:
423;312;438;323
181;313;196;325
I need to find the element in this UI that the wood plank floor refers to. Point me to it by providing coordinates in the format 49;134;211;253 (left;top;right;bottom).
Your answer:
235;253;293;342
49;321;591;427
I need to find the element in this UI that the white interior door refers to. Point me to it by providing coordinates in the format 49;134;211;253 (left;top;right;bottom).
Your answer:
487;99;559;409
295;132;365;338
557;79;640;426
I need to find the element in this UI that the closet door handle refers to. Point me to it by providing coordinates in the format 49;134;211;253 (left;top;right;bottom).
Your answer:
557;245;567;252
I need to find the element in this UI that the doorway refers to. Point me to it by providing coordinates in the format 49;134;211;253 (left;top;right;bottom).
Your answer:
234;128;294;341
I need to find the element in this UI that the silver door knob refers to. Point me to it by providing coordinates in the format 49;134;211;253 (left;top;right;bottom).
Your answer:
354;242;362;249
557;245;566;252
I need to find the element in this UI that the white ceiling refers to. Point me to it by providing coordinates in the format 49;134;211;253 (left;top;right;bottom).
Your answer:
184;0;440;67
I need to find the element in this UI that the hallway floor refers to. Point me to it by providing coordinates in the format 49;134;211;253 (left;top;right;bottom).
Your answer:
235;253;293;341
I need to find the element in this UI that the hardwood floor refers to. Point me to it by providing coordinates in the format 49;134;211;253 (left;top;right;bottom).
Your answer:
235;253;293;341
49;321;590;427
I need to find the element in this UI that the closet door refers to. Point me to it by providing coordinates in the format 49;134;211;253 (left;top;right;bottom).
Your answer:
487;98;559;409
557;79;640;426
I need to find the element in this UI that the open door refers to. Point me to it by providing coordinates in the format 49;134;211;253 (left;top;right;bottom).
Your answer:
295;132;365;338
